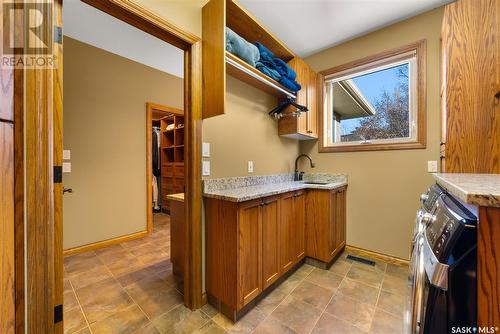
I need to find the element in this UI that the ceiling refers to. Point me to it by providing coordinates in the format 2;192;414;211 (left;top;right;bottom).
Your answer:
238;0;453;57
63;1;184;77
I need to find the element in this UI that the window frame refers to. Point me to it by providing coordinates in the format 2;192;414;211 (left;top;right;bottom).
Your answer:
319;40;427;153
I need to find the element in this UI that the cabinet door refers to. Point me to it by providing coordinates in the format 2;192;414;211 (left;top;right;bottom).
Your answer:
306;70;318;138
336;188;347;249
238;200;262;308
293;191;306;261
329;190;338;256
262;196;280;289
296;59;309;135
279;192;295;273
442;0;499;173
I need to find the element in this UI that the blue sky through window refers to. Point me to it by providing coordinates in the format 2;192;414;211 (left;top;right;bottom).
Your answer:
339;64;408;135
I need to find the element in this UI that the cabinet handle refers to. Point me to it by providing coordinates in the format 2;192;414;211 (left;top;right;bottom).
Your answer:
495;91;500;99
307;130;312;134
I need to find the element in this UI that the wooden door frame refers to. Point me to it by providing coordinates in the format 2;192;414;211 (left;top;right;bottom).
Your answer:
146;102;183;234
17;1;204;331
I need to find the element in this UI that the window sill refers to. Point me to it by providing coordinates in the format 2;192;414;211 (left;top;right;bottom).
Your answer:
319;140;426;153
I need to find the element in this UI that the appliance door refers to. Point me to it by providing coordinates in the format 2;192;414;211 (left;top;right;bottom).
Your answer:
406;234;426;334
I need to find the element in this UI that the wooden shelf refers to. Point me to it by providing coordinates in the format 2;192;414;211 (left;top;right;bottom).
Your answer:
226;52;296;99
202;0;299;118
227;0;294;61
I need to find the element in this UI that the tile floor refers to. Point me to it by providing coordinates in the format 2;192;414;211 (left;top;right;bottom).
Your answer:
64;215;409;334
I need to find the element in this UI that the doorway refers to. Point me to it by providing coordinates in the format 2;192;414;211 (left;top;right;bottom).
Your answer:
14;0;203;332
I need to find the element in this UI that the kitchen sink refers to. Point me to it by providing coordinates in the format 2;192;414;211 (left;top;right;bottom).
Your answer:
302;181;331;185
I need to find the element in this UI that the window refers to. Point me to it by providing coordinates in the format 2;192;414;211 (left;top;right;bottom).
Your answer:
320;40;426;152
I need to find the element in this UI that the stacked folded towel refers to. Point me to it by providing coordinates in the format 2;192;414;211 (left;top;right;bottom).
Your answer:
255;43;301;92
224;27;301;93
225;27;260;67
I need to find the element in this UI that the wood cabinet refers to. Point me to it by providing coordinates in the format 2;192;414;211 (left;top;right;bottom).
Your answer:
306;187;347;263
293;191;306;261
202;0;297;118
160;114;185;211
238;199;262;307
278;58;319;140
441;1;499;324
279;190;306;272
440;0;499;173
170;198;185;280
279;192;295;272
261;196;280;289
206;187;345;320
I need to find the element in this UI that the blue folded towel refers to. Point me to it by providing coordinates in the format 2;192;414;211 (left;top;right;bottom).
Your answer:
273;58;297;81
279;76;301;92
255;42;274;62
255;42;300;91
226;27;260;67
256;61;281;81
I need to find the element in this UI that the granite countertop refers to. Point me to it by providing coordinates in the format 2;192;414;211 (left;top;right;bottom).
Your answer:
432;173;500;207
203;173;347;202
166;193;184;202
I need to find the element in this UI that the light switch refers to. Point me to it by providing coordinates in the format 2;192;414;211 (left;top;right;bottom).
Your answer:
247;161;254;173
202;160;210;176
427;161;438;173
63;162;71;173
63;150;71;160
202;142;210;157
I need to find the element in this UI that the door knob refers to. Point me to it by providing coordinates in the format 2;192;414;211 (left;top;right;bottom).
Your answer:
63;188;73;194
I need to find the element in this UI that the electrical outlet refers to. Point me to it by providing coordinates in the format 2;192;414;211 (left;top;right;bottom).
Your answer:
202;161;210;176
427;161;438;173
247;161;254;173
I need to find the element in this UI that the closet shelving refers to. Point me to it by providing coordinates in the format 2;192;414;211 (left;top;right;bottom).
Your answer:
160;114;185;211
202;0;320;141
202;0;299;117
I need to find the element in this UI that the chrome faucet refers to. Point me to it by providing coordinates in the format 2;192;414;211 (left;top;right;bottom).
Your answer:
294;154;315;181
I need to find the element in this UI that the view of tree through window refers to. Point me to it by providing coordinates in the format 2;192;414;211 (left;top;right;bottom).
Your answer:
332;63;411;143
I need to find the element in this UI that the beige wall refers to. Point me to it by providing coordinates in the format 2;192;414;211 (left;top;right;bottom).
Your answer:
203;75;300;178
134;0;208;37
301;8;444;259
63;37;183;249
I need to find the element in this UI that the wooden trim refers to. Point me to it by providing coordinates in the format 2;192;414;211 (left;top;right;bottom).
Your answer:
63;230;148;257
318;40;427;153
81;0;200;49
146;104;153;235
183;40;204;309
13;37;25;334
0;121;15;334
345;245;409;266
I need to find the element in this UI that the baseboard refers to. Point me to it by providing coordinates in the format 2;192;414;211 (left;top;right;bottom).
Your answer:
345;245;409;265
63;230;148;256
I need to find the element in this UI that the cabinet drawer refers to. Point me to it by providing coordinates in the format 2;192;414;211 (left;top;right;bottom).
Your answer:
173;164;184;177
162;184;174;195
162;165;174;177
